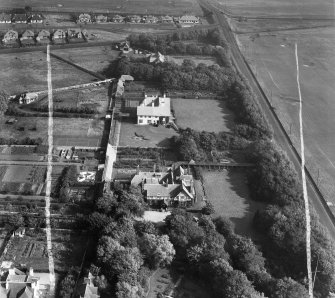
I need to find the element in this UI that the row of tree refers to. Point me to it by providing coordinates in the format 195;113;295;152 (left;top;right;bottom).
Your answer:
128;28;228;54
173;128;250;162
165;209;308;297
246;140;335;297
32;105;96;114
115;57;236;92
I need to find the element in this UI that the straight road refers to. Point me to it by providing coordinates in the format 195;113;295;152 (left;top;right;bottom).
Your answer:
199;0;335;239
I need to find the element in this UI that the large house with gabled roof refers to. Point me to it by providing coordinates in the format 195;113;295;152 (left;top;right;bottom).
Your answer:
131;165;195;208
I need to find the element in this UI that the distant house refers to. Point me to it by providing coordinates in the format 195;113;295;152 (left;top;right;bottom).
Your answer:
0;267;40;297
13;227;25;237
77;272;100;298
137;94;172;125
177;15;200;25
111;14;124;23
159;15;174;23
127;15;141;23
116;41;132;53
52;29;66;43
143;15;158;23
36;29;50;44
95;14;107;23
18;92;38;105
67;28;84;43
0;13;11;23
2;30;18;45
131;165;195;208
77;13;91;24
20;29;35;46
13;14;27;23
30;13;44;23
148;52;165;64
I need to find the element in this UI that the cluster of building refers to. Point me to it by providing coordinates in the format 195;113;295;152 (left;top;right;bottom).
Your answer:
0;262;100;297
131;165;196;208
1;28;87;46
77;13;200;25
0;12;44;24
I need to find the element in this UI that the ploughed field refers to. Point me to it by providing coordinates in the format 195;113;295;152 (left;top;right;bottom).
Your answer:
237;27;335;205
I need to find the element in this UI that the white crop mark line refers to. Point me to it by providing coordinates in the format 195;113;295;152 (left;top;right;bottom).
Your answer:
45;44;56;294
296;43;313;297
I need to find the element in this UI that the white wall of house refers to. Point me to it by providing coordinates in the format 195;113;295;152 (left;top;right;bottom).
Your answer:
138;115;161;125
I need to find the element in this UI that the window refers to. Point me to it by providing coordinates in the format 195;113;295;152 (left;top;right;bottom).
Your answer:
148;120;151;124
139;119;143;124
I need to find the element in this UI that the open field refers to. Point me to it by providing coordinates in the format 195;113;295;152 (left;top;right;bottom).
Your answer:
0;116;106;146
201;169;265;237
0;0;202;15
229;18;335;34
172;98;234;132
53;46;121;73
0;51;97;95
167;55;218;66
219;0;334;17
1;230;90;272
237;27;335;204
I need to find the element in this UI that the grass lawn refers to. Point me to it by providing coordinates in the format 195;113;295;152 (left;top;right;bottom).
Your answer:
167;55;218;66
172;98;234;132
0;52;97;95
201;169;265;238
53;46;121;74
0;116;106;146
0;0;202;15
119;119;178;148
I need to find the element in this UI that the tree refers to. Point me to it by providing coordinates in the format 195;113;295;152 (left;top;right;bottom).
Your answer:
8;213;24;229
270;277;308;298
59;270;77;298
139;234;175;268
202;201;215;215
116;281;144;298
0;90;9;115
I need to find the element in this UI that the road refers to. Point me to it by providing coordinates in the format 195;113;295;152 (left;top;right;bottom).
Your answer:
199;0;335;239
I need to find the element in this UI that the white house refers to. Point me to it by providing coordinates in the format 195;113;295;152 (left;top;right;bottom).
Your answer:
137;94;171;125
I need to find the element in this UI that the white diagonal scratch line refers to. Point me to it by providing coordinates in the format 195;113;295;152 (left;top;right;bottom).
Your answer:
295;43;313;297
46;44;56;294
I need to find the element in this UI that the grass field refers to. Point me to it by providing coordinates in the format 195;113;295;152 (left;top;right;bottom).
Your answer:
0;0;202;15
0;116;106;146
119;119;178;148
219;0;333;17
0;52;97;95
172;98;234;132
201;169;265;237
237;27;335;204
53;47;121;74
